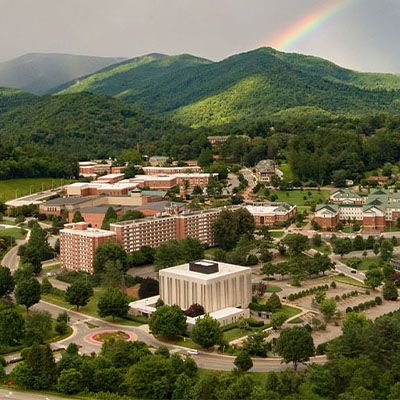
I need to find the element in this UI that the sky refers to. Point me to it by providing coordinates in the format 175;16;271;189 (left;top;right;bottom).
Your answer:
0;0;399;73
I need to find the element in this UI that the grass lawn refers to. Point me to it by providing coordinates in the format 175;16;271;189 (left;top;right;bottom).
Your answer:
170;336;202;350
0;178;76;202
310;243;332;255
265;286;282;293
334;275;367;288
289;317;304;324
279;164;294;181
343;257;381;271
0;220;16;226
281;305;302;319
42;290;146;326
0;228;27;240
272;190;329;207
342;226;361;234
385;226;400;232
270;231;285;239
42;264;60;273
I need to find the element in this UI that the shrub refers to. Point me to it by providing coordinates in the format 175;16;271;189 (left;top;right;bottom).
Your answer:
330;281;337;289
353;306;359;312
55;321;68;335
346;307;353;314
20;347;31;360
375;296;383;305
335;295;340;301
0;356;5;367
248;318;264;327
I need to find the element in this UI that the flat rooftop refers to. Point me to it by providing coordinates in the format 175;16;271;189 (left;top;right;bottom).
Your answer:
61;226;116;238
159;260;251;281
43;197;95;205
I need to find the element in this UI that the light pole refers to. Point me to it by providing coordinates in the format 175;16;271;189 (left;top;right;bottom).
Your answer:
29;185;33;195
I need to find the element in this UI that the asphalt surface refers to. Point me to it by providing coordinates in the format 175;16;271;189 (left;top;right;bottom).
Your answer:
0;390;68;400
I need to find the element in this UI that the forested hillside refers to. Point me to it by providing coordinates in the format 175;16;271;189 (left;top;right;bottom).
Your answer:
56;47;400;127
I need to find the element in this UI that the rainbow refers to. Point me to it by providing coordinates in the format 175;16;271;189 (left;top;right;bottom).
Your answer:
270;0;358;51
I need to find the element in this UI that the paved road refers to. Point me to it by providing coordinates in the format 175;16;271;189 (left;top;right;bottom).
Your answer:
240;168;256;186
223;173;240;195
0;390;69;400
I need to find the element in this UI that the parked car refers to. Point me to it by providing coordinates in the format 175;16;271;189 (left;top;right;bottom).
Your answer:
187;349;198;355
351;270;357;274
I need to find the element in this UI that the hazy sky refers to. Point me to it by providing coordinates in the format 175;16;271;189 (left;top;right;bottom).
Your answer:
1;0;399;73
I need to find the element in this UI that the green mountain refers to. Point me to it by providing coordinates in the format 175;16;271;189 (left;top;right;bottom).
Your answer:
0;92;190;159
56;47;400;127
0;86;36;114
0;53;126;95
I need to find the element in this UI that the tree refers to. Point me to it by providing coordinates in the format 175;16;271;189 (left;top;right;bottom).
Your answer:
267;293;282;311
192;185;203;196
259;241;273;262
242;331;269;357
25;311;52;340
15;277;41;312
364;268;384;290
332;238;353;258
314;291;326;304
154;240;184;272
283;234;310;256
311;234;322;247
149;305;187;339
383;281;398;301
138;278;159;299
72;210;84;223
57;368;82;394
65;281;93;311
0;308;25;346
25;342;57;389
101;259;124;289
332;169;347;187
101;207;118;230
198;148;214;167
40;277;52;294
184;303;205;317
191;314;222;349
125;355;175;399
0;266;14;297
234;351;253;372
97;289;129;321
213;208;255;251
270;312;286;329
274;326;314;370
319;298;337;321
93;241;128;276
380;240;394;261
341;312;371;335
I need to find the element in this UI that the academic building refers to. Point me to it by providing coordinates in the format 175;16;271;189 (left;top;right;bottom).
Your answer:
59;222;116;274
315;189;400;232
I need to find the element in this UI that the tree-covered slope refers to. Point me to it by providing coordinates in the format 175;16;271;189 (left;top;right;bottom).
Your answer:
56;53;211;97
0;86;37;114
55;47;400;127
0;53;126;95
0;92;191;159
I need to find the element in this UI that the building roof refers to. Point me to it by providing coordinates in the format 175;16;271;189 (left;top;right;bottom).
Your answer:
79;205;123;214
159;260;251;281
43;197;94;205
256;159;275;172
134;201;184;212
316;204;339;213
61;224;116;238
244;202;295;215
141;190;168;198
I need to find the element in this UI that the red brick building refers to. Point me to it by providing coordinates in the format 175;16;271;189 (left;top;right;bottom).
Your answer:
59;222;116;274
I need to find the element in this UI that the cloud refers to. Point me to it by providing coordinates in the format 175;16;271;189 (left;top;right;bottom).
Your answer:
0;0;399;73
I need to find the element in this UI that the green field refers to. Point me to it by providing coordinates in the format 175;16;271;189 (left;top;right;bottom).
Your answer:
344;257;381;271
0;178;75;202
279;164;294;181
310;243;332;255
270;231;285;239
271;190;329;207
42;289;145;326
334;275;367;288
0;228;27;240
265;286;282;293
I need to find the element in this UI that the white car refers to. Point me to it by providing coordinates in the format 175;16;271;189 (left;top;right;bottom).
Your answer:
187;349;199;355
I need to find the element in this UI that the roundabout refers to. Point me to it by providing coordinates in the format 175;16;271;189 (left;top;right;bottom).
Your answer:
84;329;138;346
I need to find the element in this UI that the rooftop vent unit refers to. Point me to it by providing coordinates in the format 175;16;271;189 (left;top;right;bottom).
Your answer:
189;260;219;274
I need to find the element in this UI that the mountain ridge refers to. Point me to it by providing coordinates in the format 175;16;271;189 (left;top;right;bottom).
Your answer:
0;53;127;94
54;47;400;126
